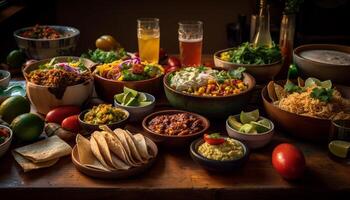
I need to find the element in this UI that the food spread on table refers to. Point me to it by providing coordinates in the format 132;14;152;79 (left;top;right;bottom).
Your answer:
169;66;248;96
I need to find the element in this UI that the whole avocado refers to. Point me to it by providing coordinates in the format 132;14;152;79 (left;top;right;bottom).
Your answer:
11;113;44;142
0;96;31;123
6;50;26;68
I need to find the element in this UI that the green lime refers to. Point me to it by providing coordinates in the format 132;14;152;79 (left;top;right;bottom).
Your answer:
123;87;138;97
0;96;30;123
240;109;259;124
320;80;332;89
257;119;271;129
114;93;125;104
125;97;138;106
11;113;44;142
137;92;147;102
138;101;152;107
122;92;133;105
239;124;257;134
6;50;26;68
227;116;242;130
305;77;321;88
328;140;350;158
251;121;270;133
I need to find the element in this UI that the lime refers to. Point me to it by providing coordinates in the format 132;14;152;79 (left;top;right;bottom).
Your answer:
251;121;270;133
227;116;242;130
305;77;321;88
137;92;147;102
123;87;138;97
257;119;271;129
0;96;30;123
122;92;133;105
240;109;259;124
6;50;26;68
114;93;125;104
328;140;350;158
11;113;44;142
138;101;152;107
320;80;332;89
125;97;138;106
239;124;257;134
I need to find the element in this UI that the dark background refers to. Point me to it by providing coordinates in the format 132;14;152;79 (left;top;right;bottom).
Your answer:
0;0;349;61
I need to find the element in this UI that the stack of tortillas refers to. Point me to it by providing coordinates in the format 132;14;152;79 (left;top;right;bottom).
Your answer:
76;126;156;171
12;135;72;172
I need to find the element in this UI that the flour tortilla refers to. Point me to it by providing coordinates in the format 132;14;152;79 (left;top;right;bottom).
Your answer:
12;151;59;172
113;128;141;165
76;134;109;171
124;130;148;162
14;135;72;163
133;133;153;159
90;134;114;170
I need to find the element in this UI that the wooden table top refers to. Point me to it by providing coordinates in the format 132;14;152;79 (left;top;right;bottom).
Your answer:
1;56;350;200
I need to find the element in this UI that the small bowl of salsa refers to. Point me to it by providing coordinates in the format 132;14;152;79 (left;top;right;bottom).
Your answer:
0;125;13;157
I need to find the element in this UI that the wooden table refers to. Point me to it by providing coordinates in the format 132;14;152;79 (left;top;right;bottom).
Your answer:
1;56;350;200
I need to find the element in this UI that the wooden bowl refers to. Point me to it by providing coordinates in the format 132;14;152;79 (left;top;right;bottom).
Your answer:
142;110;210;149
262;84;350;142
93;72;163;103
71;136;158;179
23;56;95;114
214;48;283;83
293;44;350;85
163;71;255;118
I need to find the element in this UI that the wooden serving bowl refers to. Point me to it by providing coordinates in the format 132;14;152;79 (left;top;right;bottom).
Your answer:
23;57;94;114
93;72;163;103
142;110;210;149
214;48;283;83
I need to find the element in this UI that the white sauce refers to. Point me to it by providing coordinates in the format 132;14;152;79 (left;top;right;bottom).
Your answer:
300;50;350;65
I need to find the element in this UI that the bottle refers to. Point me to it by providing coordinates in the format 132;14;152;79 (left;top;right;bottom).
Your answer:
253;0;273;47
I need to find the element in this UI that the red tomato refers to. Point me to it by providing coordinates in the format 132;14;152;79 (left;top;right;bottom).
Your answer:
163;65;179;74
203;133;225;145
167;56;181;67
272;143;306;180
45;106;81;124
132;64;144;74
61;115;81;133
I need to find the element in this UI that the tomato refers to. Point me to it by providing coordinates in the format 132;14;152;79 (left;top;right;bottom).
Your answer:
163;65;179;74
95;35;120;51
167;56;181;67
132;64;145;74
204;133;225;145
272;143;306;180
61;115;81;133
45;106;81;124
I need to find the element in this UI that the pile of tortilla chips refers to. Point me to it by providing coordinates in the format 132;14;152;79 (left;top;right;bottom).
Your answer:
76;126;156;171
12;136;72;172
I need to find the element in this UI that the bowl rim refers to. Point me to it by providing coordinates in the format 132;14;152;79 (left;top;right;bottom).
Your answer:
142;109;210;138
190;137;249;163
0;70;11;81
213;47;283;67
226;115;275;137
114;92;156;108
23;56;95;88
14;25;80;41
78;107;130;127
163;70;256;99
293;44;350;67
0;125;13;148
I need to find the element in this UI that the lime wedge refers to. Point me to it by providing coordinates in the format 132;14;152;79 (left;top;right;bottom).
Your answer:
137;92;147;102
125;96;138;106
227;116;242;130
239;124;257;134
240;109;259;124
251;121;270;133
114;93;125;104
329;140;350;158
305;77;321;88
320;80;332;89
138;101;152;107
123;87;138;97
257;119;271;129
122;92;133;106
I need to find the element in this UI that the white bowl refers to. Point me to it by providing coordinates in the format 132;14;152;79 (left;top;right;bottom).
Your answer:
226;114;274;149
0;70;11;90
114;92;156;122
0;125;13;157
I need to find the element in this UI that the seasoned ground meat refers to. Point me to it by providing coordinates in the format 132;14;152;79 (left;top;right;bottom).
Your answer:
148;113;203;136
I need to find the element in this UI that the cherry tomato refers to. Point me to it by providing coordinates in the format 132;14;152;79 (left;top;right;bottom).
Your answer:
45;106;81;124
272;143;306;180
132;64;145;74
167;56;181;67
95;35;120;51
204;133;225;145
61;115;81;133
163;65;179;74
0;128;9;138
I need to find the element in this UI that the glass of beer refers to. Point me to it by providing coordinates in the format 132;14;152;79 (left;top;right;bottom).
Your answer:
178;21;203;66
137;18;160;63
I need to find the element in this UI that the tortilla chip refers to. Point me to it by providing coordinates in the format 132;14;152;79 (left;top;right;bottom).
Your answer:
274;83;286;100
267;81;278;102
133;133;153;160
12;151;59;172
90;134;114;170
76;134;109;171
14;135;72;163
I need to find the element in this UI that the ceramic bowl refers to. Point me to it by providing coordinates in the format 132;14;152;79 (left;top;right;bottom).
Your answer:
14;25;79;60
93;72;163;103
0;125;13;158
226;114;274;149
22;56;94;114
142;110;210;148
163;71;255;118
78;108;130;134
293;44;350;85
190;137;249;171
0;70;11;90
114;92;156;122
214;48;283;83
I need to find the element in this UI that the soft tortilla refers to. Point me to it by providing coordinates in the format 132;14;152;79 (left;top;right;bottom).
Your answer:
113;128;141;165
76;134;109;171
124;130;148;162
14;135;72;163
133;133;153;160
12;151;59;172
90;135;114;170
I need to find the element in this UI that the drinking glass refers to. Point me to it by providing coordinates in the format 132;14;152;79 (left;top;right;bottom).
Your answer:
328;120;350;163
137;18;160;63
178;21;203;66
